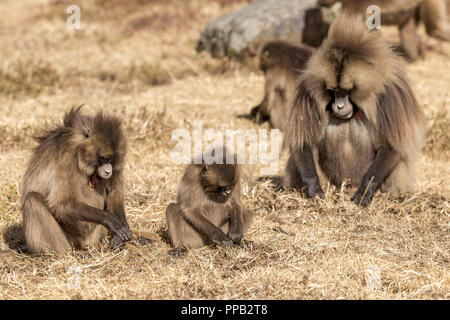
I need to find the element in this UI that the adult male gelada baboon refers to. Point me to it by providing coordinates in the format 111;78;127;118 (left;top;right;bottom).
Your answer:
284;13;425;206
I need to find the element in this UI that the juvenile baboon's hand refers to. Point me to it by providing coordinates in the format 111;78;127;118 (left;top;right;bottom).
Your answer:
103;215;131;242
228;222;243;243
212;232;235;247
221;239;236;247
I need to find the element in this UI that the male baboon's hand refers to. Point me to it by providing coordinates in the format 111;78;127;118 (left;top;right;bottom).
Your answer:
305;181;324;199
104;215;131;242
352;186;375;207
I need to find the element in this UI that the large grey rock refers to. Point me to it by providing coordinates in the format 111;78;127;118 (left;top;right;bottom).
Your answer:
197;0;318;58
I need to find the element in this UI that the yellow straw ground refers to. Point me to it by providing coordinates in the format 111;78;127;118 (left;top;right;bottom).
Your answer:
0;0;448;299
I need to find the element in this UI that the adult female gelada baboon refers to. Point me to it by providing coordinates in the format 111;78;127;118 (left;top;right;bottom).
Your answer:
22;107;131;254
284;13;425;206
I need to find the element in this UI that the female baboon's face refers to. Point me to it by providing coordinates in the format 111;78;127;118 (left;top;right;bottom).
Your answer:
65;109;125;179
77;135;114;179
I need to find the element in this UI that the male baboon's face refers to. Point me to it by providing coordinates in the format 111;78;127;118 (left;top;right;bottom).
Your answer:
327;88;354;120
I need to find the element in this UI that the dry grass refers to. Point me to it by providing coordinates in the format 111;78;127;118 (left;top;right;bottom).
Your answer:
0;0;448;300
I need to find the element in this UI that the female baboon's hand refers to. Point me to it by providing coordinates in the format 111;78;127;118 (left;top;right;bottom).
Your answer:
103;215;131;242
109;234;126;251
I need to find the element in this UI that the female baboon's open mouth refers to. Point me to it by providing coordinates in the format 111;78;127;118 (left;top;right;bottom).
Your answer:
89;166;112;188
89;174;100;188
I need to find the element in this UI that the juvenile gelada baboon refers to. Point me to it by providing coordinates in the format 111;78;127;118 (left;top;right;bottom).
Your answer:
250;41;315;130
22;107;131;255
166;148;253;257
284;13;425;206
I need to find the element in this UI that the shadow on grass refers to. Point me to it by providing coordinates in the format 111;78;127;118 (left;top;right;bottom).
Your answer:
2;223;28;254
256;175;285;191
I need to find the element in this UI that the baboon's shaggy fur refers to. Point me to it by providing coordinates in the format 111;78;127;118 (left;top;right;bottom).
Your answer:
166;149;253;257
22;108;130;254
284;13;425;206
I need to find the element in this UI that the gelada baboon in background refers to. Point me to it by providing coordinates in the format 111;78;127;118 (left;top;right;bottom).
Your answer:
250;41;315;130
284;13;425;206
22;107;131;255
420;0;450;41
319;0;424;61
166;148;253;257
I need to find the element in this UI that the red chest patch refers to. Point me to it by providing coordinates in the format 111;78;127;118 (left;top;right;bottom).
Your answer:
353;109;362;120
89;175;100;188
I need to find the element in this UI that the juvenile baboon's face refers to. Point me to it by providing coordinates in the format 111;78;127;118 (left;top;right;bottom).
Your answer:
64;109;125;179
200;163;238;203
